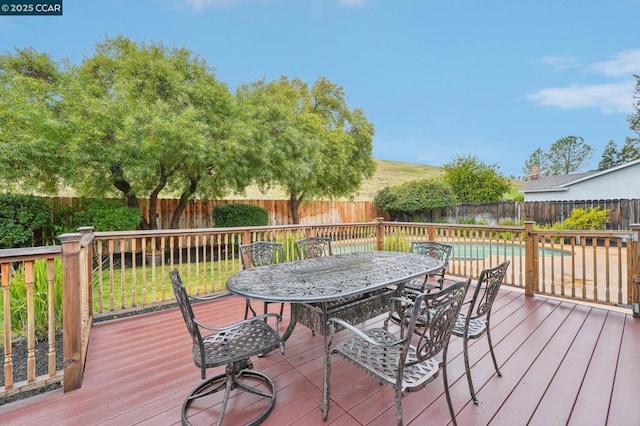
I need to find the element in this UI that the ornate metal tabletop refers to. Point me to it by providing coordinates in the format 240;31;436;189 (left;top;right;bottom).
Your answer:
226;251;442;303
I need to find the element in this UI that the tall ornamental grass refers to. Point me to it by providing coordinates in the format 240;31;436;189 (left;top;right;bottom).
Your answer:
6;258;63;338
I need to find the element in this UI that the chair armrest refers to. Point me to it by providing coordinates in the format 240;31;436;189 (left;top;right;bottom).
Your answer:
188;291;230;302
195;313;282;332
327;317;406;349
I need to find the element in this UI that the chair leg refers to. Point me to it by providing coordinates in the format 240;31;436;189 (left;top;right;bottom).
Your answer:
217;373;235;426
322;341;332;421
442;357;458;426
244;299;257;319
181;361;276;426
463;334;479;404
395;386;404;426
486;325;502;376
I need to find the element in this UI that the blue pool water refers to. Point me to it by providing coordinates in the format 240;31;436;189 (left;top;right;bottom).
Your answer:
450;242;567;259
335;241;569;258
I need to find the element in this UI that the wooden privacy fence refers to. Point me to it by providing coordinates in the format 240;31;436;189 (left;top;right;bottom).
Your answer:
431;199;640;230
43;197;640;229
141;199;386;227
47;197;386;228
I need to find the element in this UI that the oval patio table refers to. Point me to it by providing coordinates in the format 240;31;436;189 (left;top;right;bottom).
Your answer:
226;250;442;341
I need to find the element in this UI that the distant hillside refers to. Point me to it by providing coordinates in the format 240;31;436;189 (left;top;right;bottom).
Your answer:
235;159;443;201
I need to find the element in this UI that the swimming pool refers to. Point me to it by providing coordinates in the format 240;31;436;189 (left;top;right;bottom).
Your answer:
334;241;570;259
450;242;569;259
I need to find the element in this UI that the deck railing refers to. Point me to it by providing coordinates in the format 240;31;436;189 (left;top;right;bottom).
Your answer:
0;229;92;400
1;220;639;399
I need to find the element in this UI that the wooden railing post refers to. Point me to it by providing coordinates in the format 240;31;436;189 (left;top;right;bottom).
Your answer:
376;218;385;251
524;221;538;297
629;224;640;317
78;227;94;319
59;232;83;392
427;225;436;241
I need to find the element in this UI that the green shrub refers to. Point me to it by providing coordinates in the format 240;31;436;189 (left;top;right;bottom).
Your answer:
374;179;457;218
0;193;53;248
73;198;141;231
46;198;78;236
8;258;63;337
563;207;610;230
213;203;269;227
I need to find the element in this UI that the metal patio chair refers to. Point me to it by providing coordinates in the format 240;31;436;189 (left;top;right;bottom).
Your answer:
295;236;332;259
239;241;285;319
452;260;510;404
405;241;453;292
169;270;284;426
323;278;471;426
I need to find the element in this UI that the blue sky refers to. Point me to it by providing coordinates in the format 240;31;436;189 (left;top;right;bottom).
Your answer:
2;0;639;178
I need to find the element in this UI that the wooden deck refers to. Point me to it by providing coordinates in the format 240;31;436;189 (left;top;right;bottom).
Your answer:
1;288;639;425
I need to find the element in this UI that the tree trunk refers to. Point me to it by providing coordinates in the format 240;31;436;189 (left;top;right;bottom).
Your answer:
289;192;303;224
169;175;200;229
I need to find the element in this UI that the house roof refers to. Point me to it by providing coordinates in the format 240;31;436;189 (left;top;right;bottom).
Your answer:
519;158;640;193
519;172;593;192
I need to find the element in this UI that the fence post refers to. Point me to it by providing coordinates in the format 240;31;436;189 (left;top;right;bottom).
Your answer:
376;218;385;251
629;224;640;317
59;232;83;392
524;221;538;297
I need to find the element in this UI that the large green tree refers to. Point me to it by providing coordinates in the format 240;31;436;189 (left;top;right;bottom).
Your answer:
59;36;253;229
597;140;620;171
629;74;640;135
547;135;593;175
237;76;375;223
619;137;640;163
443;154;510;203
0;48;64;192
522;147;550;177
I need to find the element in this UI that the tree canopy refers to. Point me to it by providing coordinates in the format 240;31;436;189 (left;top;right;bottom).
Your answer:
442;155;510;203
60;36;251;229
597;137;640;170
547;136;593;175
523;135;593;177
630;74;640;135
236;76;376;223
0;48;64;193
522;147;549;177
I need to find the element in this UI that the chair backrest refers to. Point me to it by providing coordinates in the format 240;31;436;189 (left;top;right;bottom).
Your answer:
411;241;453;277
468;260;510;321
239;241;285;269
169;269;206;377
295;237;332;259
404;279;470;365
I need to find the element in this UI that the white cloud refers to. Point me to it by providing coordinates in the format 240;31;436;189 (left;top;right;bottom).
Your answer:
529;49;640;114
527;81;634;114
588;49;640;77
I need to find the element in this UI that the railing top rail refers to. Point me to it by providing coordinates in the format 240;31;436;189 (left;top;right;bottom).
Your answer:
93;222;380;240
381;221;524;232
0;245;62;263
535;230;632;237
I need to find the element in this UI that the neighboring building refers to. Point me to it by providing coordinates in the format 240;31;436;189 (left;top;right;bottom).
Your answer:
519;159;640;202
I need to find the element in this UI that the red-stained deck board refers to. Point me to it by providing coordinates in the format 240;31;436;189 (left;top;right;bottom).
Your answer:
1;289;638;426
